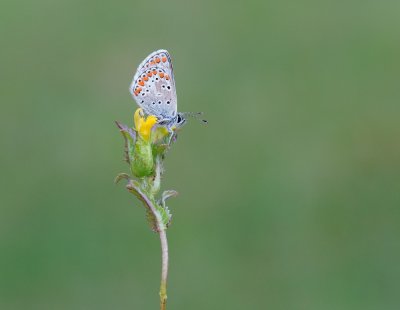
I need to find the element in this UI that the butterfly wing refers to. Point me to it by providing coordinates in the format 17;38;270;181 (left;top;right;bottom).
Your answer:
130;50;178;121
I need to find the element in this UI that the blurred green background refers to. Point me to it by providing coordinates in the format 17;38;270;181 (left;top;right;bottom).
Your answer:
1;0;399;309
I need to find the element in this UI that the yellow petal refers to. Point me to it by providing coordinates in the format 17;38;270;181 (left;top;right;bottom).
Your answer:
133;108;158;141
134;108;144;131
140;115;157;141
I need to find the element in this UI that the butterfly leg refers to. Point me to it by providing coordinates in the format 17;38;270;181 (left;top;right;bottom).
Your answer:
167;128;180;146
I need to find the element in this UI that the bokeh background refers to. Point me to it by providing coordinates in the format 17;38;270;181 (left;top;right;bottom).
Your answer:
1;0;399;309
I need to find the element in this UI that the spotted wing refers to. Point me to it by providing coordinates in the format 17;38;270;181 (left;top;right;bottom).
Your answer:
129;49;177;121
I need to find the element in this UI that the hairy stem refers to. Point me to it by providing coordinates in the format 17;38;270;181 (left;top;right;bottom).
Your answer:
159;229;168;310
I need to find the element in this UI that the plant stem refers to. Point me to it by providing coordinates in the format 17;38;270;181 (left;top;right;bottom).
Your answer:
159;229;168;310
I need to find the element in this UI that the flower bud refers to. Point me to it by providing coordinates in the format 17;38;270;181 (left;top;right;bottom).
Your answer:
130;135;154;177
116;108;175;178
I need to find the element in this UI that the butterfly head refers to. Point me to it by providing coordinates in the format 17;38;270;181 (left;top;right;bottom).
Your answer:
175;113;186;128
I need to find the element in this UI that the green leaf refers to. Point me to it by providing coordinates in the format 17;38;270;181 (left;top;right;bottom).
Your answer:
146;209;158;232
159;190;178;208
125;180;164;232
155;203;172;229
114;173;131;184
156;190;177;228
126;180;147;204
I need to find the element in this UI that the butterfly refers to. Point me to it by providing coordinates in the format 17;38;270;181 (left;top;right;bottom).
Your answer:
129;49;186;130
129;49;206;133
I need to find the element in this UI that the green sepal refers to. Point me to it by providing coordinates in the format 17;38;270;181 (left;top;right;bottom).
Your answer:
115;121;136;164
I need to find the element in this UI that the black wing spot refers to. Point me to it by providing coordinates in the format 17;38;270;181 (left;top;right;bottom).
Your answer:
158;101;162;104
167;86;171;90
166;101;170;104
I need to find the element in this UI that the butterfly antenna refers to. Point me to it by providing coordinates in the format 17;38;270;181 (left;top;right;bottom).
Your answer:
182;112;208;124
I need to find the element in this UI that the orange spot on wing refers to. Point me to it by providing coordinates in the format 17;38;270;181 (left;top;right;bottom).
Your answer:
150;61;156;65
159;72;164;78
138;80;144;86
155;57;161;63
152;70;157;75
137;87;142;93
162;57;167;62
165;74;170;80
143;76;149;81
147;72;152;77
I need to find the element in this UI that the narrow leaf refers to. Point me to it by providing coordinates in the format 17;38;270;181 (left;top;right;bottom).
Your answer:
114;173;131;184
160;190;178;208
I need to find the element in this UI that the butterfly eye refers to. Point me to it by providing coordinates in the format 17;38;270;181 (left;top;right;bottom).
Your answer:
176;114;186;126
